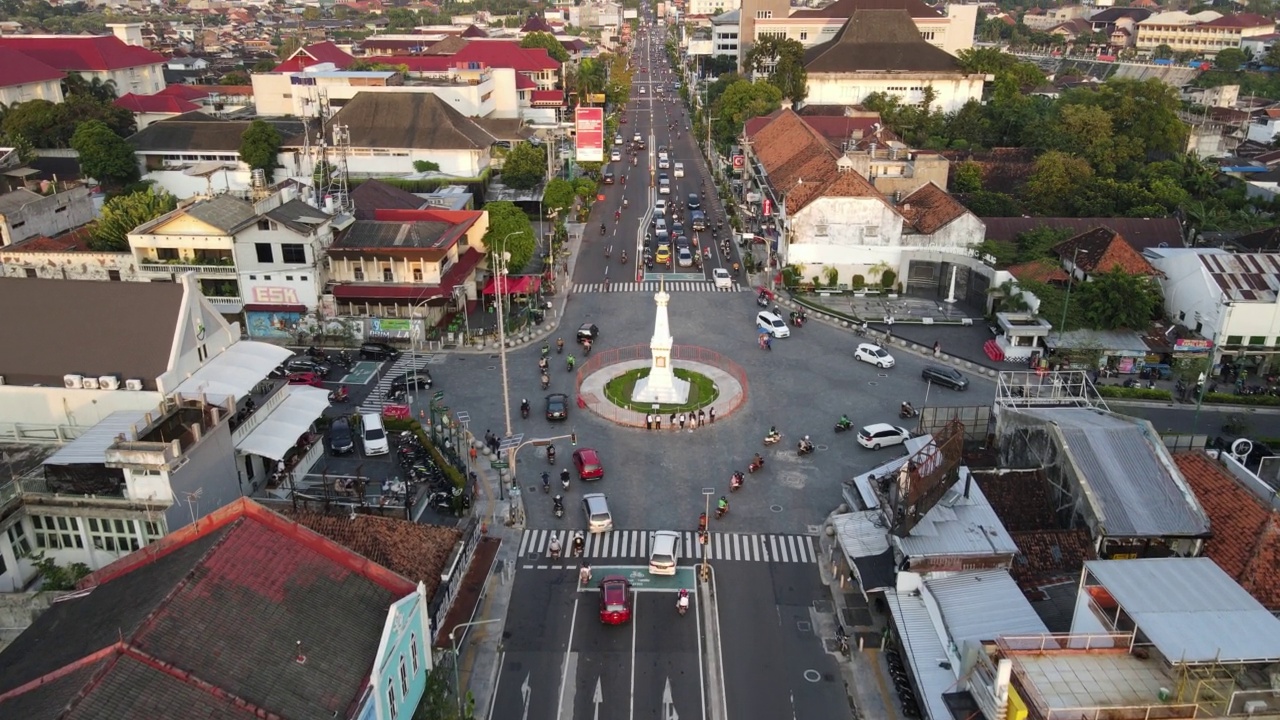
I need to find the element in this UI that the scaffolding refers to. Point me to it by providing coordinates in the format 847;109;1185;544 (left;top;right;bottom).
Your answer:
995;370;1109;412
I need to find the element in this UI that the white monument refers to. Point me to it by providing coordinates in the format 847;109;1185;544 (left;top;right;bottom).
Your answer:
632;277;690;404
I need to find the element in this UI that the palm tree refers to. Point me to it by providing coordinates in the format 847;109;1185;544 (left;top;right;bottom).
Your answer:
866;261;892;286
987;280;1030;313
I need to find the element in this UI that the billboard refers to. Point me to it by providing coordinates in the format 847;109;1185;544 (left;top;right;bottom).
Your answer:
888;419;965;537
575;107;605;163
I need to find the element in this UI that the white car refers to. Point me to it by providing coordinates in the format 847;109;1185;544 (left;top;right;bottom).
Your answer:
654;199;667;215
658;157;670;170
712;267;732;289
610;149;622;162
674;162;685;178
641;86;647;94
854;343;895;368
649;531;681;575
857;424;911;449
756;311;790;338
614;135;623;146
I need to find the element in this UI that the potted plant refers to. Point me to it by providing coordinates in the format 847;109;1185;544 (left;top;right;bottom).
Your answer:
822;266;839;288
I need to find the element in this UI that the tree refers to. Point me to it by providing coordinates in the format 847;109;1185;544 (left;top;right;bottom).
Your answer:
521;31;570;64
413;159;441;173
220;71;251;85
1075;268;1163;330
239;119;282;173
91;188;177;251
252;59;277;72
543;177;576;216
744;36;807;102
1023;150;1094;215
710;80;782;149
32;553;90;591
501;142;546;190
1214;47;1247;71
302;5;321;20
482;201;537;272
951;161;983;193
71;119;139;188
1153;44;1175;60
1;99;60;147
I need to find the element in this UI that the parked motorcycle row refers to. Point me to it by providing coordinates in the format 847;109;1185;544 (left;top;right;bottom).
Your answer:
885;648;922;718
395;431;469;515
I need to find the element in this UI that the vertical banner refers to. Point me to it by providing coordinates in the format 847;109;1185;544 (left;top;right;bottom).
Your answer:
575;106;605;163
762;198;773;217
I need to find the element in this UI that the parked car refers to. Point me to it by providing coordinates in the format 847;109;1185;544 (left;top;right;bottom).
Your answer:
922;365;969;390
389;370;432;394
854;343;895;368
285;357;330;377
359;342;399;361
598;575;632;625
858;423;911;449
328;417;356;455
573;447;605;481
756;311;790;338
360;413;390;456
545;392;569;421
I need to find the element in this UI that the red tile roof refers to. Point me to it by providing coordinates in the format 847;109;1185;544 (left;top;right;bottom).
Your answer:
515;72;536;89
157;83;213;100
531;89;565;105
4;226;95;253
272;40;355;72
452;40;559;72
0;34;164;72
1174;452;1280;610
1052;226;1160;276
1201;12;1274;27
1007;258;1070;284
114;92;200;114
0;46;64;88
899;182;969;234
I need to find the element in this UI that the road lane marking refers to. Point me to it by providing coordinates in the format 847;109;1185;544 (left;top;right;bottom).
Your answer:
630;595;638;720
556;596;580;720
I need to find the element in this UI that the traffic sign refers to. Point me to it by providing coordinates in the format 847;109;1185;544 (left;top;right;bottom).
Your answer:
491;461;509;469
433;391;445;401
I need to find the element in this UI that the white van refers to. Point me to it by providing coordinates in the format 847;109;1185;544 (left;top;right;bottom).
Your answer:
649;531;681;575
360;413;390;456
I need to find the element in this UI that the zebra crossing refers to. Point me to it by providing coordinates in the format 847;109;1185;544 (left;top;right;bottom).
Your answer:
356;354;445;414
518;529;818;566
572;281;745;294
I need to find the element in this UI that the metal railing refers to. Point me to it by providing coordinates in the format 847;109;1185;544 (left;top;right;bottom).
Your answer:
430;518;481;641
573;344;749;424
139;262;237;275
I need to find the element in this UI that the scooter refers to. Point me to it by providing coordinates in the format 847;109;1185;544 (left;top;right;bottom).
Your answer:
716;502;728;519
835;625;851;656
756;295;769;308
547;445;557;465
763;432;781;446
677;589;690;616
541;373;550;390
834;419;853;433
542;472;551;493
567;357;576;372
798;441;814;456
573;536;585;559
899;405;919;419
521;401;530;419
549;537;562;558
560;469;571;491
748;456;764;473
553;496;564;519
730;471;744;492
328;387;349;404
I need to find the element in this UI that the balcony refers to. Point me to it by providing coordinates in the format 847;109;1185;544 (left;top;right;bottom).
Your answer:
205;295;243;312
139;261;238;276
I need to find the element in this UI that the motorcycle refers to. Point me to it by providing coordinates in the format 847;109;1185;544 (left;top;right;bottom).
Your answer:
677;589;690;616
328;387;349;404
553;496;565;519
763;432;781;446
547;445;557;465
798;441;815;456
730;471;744;492
834;419;853;433
756;295;769;308
600;223;607;236
621;251;628;265
560;468;571;491
541;373;550;390
716;502;728;519
549;537;562;558
521;401;530;419
557;339;565;354
578;563;591;583
854;323;869;337
748;456;764;473
899;404;919;419
572;535;585;558
542;472;551;493
567;357;576;372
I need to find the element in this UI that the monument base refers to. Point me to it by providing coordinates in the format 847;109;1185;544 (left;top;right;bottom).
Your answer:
631;375;690;405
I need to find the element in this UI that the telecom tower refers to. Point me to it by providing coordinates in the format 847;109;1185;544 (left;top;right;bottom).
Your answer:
298;86;353;215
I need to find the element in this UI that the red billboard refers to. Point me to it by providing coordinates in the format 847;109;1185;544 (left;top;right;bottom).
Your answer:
575;106;604;163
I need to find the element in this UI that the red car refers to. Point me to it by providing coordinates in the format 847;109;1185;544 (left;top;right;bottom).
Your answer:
598;575;632;625
573;448;604;481
287;372;324;387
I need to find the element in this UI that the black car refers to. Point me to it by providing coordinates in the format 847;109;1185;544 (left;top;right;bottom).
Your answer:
546;392;569;421
922;365;969;390
603;169;615;184
389;370;433;393
687;193;700;210
329;417;356;455
577;323;600;342
285;357;331;377
360;342;400;361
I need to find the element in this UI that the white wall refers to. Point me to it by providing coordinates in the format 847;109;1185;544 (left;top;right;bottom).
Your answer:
0;250;140;281
140;164;256;200
341;148;489;178
490;67;520;120
805;74;985;114
252;73;498;118
233;224;329;309
0;385;164;427
0;78;63;107
787;196;905;267
100;65;166;96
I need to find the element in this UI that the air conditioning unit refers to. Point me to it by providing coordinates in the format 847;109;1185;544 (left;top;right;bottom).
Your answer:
81;377;100;390
125;379;144;391
99;376;120;390
64;374;84;389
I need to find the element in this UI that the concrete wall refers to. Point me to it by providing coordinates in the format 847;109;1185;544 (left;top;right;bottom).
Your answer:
0;249;140;281
0;592;57;643
805;74;985;115
0;186;97;247
159;418;245;530
0;78;63;107
0;384;165;428
140;163;255;200
233;224;330;310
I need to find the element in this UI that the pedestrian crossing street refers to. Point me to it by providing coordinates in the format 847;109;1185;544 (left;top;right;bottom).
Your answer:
356;354;445;414
572;281;746;294
518;529;818;566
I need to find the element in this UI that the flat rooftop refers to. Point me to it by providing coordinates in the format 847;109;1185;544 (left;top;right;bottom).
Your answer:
1015;651;1169;710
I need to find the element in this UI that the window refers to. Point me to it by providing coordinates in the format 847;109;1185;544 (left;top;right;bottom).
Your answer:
249;275;257;280
755;10;772;18
7;523;31;558
799;31;808;41
1249;335;1267;346
299;275;308;281
413;268;423;282
383;267;394;282
108;270;121;282
55;206;66;213
286;275;294;281
399;656;409;694
255;243;273;263
865;226;880;238
143;521;163;541
257;219;272;231
87;517;142;553
1178;311;1186;321
157;248;178;261
410;634;420;673
386;680;397;719
281;243;306;264
23;268;36;278
815;225;828;237
31;515;83;550
263;275;272;281
354;267;365;281
1226;335;1243;346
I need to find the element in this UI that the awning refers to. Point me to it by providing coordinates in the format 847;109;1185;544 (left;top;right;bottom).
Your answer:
173;341;293;400
481;275;542;295
235;386;330;460
244;303;307;313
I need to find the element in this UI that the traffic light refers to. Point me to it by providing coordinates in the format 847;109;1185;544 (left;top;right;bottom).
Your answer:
571;431;578;446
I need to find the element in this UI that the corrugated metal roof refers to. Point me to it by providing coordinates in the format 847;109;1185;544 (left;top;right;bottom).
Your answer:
887;590;959;720
1017;408;1211;537
1085;558;1280;663
925;570;1049;647
894;470;1020;559
833;511;892;558
1198;252;1280;303
44;410;149;466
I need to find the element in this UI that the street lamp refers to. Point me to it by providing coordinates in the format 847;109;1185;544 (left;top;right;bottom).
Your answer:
492;235;526;496
450;618;501;718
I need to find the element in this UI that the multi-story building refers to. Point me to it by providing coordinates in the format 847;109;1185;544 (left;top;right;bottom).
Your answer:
0;228;139;281
689;0;740;17
252;64;502;119
0;47;64;107
711;10;742;59
0;185;96;248
0;33;166;97
755;0;978;57
128;190;334;324
1136;11;1274;56
737;0;791;69
1020;3;1089;31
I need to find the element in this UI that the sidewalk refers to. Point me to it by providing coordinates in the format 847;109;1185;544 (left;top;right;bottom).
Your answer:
448;524;522;719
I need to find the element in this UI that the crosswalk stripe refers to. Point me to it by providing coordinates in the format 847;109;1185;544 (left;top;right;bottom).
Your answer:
571;281;745;294
517;529;817;564
356;354;443;413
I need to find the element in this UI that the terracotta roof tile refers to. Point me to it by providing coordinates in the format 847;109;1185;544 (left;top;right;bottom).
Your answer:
1174;452;1280;610
0;46;64;88
1052;226;1160;276
114;92;200;114
4;226;95;253
0;35;164;72
899;182;968;234
1007;258;1070;284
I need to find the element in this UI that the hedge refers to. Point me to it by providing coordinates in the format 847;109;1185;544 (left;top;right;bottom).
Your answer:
383;418;467;490
1095;385;1174;401
1202;392;1280;407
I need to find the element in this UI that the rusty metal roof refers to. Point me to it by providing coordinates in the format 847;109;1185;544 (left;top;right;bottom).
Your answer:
1199;252;1280;302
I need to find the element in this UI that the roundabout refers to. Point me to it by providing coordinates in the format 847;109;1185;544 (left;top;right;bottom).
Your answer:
574;346;747;427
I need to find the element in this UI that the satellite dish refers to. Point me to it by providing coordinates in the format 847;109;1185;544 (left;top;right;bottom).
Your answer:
1231;438;1253;460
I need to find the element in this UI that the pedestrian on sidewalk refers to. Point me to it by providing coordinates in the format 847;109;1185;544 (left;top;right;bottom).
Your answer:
698;409;706;426
669;412;676;429
646;413;653;430
678;413;687;430
933;341;941;357
709;407;716;424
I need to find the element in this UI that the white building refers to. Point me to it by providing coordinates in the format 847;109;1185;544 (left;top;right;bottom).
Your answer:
0;47;64;107
711;9;742;59
802;10;986;113
0;231;139;281
1136;11;1274;57
0;185;97;248
0;34;166;97
756;0;978;57
689;0;741;17
251;63;502;119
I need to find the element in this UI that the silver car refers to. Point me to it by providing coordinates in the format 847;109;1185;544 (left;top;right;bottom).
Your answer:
582;493;613;533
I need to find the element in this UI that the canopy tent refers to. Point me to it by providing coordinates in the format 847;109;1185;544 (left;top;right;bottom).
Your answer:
482;275;542;295
173;341;293;401
234;386;329;461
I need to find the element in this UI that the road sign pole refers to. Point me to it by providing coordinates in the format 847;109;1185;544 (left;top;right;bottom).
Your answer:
700;488;714;582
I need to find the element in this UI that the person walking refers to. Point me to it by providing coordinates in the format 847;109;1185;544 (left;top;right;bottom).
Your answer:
933;341;941;357
698;409;706;427
669;412;676;429
709;407;716;424
678;413;686;430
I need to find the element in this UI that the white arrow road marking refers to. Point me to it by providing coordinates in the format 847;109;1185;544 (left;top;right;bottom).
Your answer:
521;674;531;720
663;677;680;720
593;677;604;720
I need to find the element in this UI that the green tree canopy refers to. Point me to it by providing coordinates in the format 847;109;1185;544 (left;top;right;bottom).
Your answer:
1024;150;1094;215
220;71;250;85
71;119;139;188
1075;268;1163;330
239;119;282;173
710;79;782;149
744;36;807;102
501;142;547;190
521;31;570;63
1214;47;1247;71
951;161;983;193
482;201;537;272
543;177;576;216
91;188;178;251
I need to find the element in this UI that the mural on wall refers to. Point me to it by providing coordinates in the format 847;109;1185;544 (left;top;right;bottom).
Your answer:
247;310;303;339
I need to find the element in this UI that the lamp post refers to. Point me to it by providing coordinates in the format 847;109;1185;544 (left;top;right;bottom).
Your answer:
450;618;502;718
492;235;527;497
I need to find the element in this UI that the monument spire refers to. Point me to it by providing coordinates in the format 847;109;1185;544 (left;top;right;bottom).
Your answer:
630;274;689;404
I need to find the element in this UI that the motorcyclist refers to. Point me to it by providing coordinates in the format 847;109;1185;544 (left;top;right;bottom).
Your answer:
799;435;814;453
901;401;915;416
698;512;708;532
541;471;550;492
752;452;764;469
547;444;557;463
541;372;550;389
549;534;562;557
717;496;729;514
731;471;744;489
677;588;690;613
538;356;549;371
600;222;607;235
560;467;570;486
541;342;550;357
567;354;576;370
572;533;585;557
765;425;780;442
621;250;627;265
837;414;852;429
579;562;591;584
557;337;565;353
521;398;530;415
553;495;564;515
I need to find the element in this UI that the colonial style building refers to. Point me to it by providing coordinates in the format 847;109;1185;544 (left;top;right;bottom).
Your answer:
0;34;166;97
757;0;978;57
